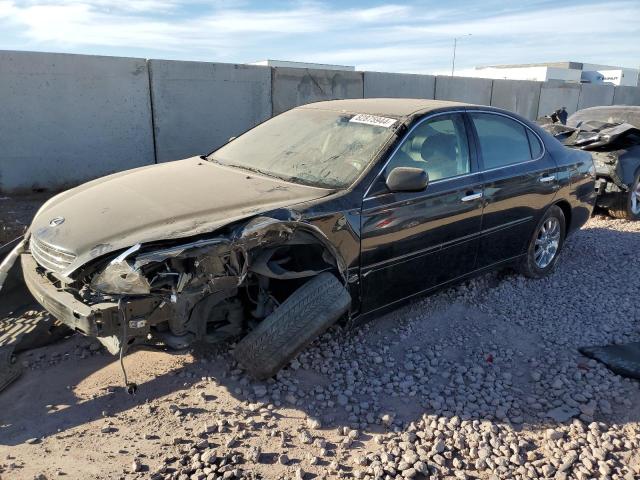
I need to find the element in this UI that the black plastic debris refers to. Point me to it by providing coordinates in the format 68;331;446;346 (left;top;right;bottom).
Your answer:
579;342;640;380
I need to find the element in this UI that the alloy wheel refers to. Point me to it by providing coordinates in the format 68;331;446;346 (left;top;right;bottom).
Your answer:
534;217;561;269
631;179;640;215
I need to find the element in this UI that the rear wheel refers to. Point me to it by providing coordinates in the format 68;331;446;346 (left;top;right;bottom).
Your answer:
233;272;350;380
608;173;640;221
519;205;566;279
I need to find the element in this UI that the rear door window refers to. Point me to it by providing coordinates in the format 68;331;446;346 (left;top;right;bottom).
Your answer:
469;113;537;170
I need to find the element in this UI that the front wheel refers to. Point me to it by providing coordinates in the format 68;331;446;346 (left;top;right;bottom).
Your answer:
233;273;351;380
519;205;566;279
608;173;640;221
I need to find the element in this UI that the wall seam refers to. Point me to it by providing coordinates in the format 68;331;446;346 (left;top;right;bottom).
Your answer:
270;67;275;117
147;59;159;164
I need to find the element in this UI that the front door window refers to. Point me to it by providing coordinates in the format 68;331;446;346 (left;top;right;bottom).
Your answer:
385;113;471;182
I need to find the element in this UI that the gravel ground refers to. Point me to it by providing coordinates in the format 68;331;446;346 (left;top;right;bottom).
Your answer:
0;212;639;480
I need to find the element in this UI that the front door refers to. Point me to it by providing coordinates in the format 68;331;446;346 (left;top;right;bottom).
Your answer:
360;112;484;313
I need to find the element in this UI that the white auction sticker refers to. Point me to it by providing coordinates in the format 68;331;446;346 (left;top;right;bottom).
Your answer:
349;113;397;128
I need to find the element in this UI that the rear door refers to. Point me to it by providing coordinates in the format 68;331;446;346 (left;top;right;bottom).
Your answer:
467;111;559;268
360;112;484;313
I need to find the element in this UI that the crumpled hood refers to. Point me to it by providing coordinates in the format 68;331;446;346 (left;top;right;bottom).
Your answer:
30;157;332;275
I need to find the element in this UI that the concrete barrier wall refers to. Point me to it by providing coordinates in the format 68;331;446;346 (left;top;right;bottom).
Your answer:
613;86;640;106
149;60;271;163
271;67;364;115
2;49;640;194
490;80;542;120
578;84;615;110
434;76;493;104
537;81;581;118
0;51;154;193
364;72;435;99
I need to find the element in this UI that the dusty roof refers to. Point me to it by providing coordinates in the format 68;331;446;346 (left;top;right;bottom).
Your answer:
298;98;469;117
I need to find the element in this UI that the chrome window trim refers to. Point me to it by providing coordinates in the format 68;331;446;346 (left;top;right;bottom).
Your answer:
363;108;546;202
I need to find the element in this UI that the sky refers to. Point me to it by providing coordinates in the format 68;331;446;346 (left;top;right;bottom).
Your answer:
0;0;638;74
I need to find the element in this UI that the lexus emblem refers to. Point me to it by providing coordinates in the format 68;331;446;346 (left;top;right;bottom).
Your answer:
49;216;65;227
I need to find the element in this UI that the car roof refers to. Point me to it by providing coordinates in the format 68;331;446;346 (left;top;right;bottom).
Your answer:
297;98;470;118
568;105;640;128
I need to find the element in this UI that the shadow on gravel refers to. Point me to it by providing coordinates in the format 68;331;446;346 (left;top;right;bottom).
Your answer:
0;342;205;446
1;222;639;449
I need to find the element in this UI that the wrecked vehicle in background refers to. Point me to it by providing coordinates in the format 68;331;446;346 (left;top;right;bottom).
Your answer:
540;106;640;220
1;99;595;384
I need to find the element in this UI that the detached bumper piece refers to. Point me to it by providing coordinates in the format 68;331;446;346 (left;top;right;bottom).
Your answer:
0;243;72;392
580;342;640;380
0;345;21;392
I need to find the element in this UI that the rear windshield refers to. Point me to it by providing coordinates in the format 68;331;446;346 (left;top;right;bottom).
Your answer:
208;109;397;189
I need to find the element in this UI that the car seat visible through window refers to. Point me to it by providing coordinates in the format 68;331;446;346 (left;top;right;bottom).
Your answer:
420;133;459;180
384;114;470;183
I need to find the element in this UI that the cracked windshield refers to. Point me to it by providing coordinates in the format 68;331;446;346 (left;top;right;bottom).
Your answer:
209;108;397;188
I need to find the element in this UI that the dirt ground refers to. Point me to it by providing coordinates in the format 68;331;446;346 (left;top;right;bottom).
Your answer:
0;194;51;245
0;196;639;480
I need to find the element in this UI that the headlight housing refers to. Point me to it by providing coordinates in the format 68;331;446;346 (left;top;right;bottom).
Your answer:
90;261;150;295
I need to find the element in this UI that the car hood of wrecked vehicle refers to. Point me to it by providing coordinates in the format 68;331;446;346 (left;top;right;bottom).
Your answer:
29;156;333;275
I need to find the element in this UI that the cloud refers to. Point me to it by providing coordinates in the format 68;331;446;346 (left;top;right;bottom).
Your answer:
393;1;639;38
0;0;16;17
14;0;187;13
349;5;411;22
0;1;419;53
0;0;638;72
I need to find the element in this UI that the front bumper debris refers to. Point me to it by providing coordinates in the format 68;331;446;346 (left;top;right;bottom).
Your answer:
0;237;26;294
21;253;119;338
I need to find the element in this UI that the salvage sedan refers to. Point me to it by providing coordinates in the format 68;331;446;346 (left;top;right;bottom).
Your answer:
2;99;596;380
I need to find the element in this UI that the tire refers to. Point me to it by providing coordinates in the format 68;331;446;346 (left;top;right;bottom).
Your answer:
233;272;351;380
519;205;566;279
608;173;640;221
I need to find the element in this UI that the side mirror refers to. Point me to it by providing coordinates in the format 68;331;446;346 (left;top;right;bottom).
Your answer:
386;167;429;192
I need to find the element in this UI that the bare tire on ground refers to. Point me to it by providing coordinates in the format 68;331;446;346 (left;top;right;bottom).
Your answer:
519;205;566;279
233;272;351;380
608;173;640;221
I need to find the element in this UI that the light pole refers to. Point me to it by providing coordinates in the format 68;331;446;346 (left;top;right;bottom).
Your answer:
451;34;472;76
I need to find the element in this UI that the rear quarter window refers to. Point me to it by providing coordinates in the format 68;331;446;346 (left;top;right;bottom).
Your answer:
527;128;544;158
470;113;538;169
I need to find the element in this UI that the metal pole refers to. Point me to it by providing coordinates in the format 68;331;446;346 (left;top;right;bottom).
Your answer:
451;34;471;77
451;38;457;76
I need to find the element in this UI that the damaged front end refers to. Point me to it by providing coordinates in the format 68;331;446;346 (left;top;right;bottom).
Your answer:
18;215;346;356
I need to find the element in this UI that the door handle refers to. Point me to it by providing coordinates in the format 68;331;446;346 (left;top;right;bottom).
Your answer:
461;192;483;202
539;175;556;183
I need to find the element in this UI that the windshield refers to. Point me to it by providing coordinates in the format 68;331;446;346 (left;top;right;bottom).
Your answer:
208;108;398;188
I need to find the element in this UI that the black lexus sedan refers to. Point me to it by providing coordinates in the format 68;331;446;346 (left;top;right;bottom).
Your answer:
5;98;596;380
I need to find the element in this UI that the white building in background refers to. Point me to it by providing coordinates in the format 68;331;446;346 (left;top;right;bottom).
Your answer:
463;61;639;86
579;63;637;86
249;60;355;71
